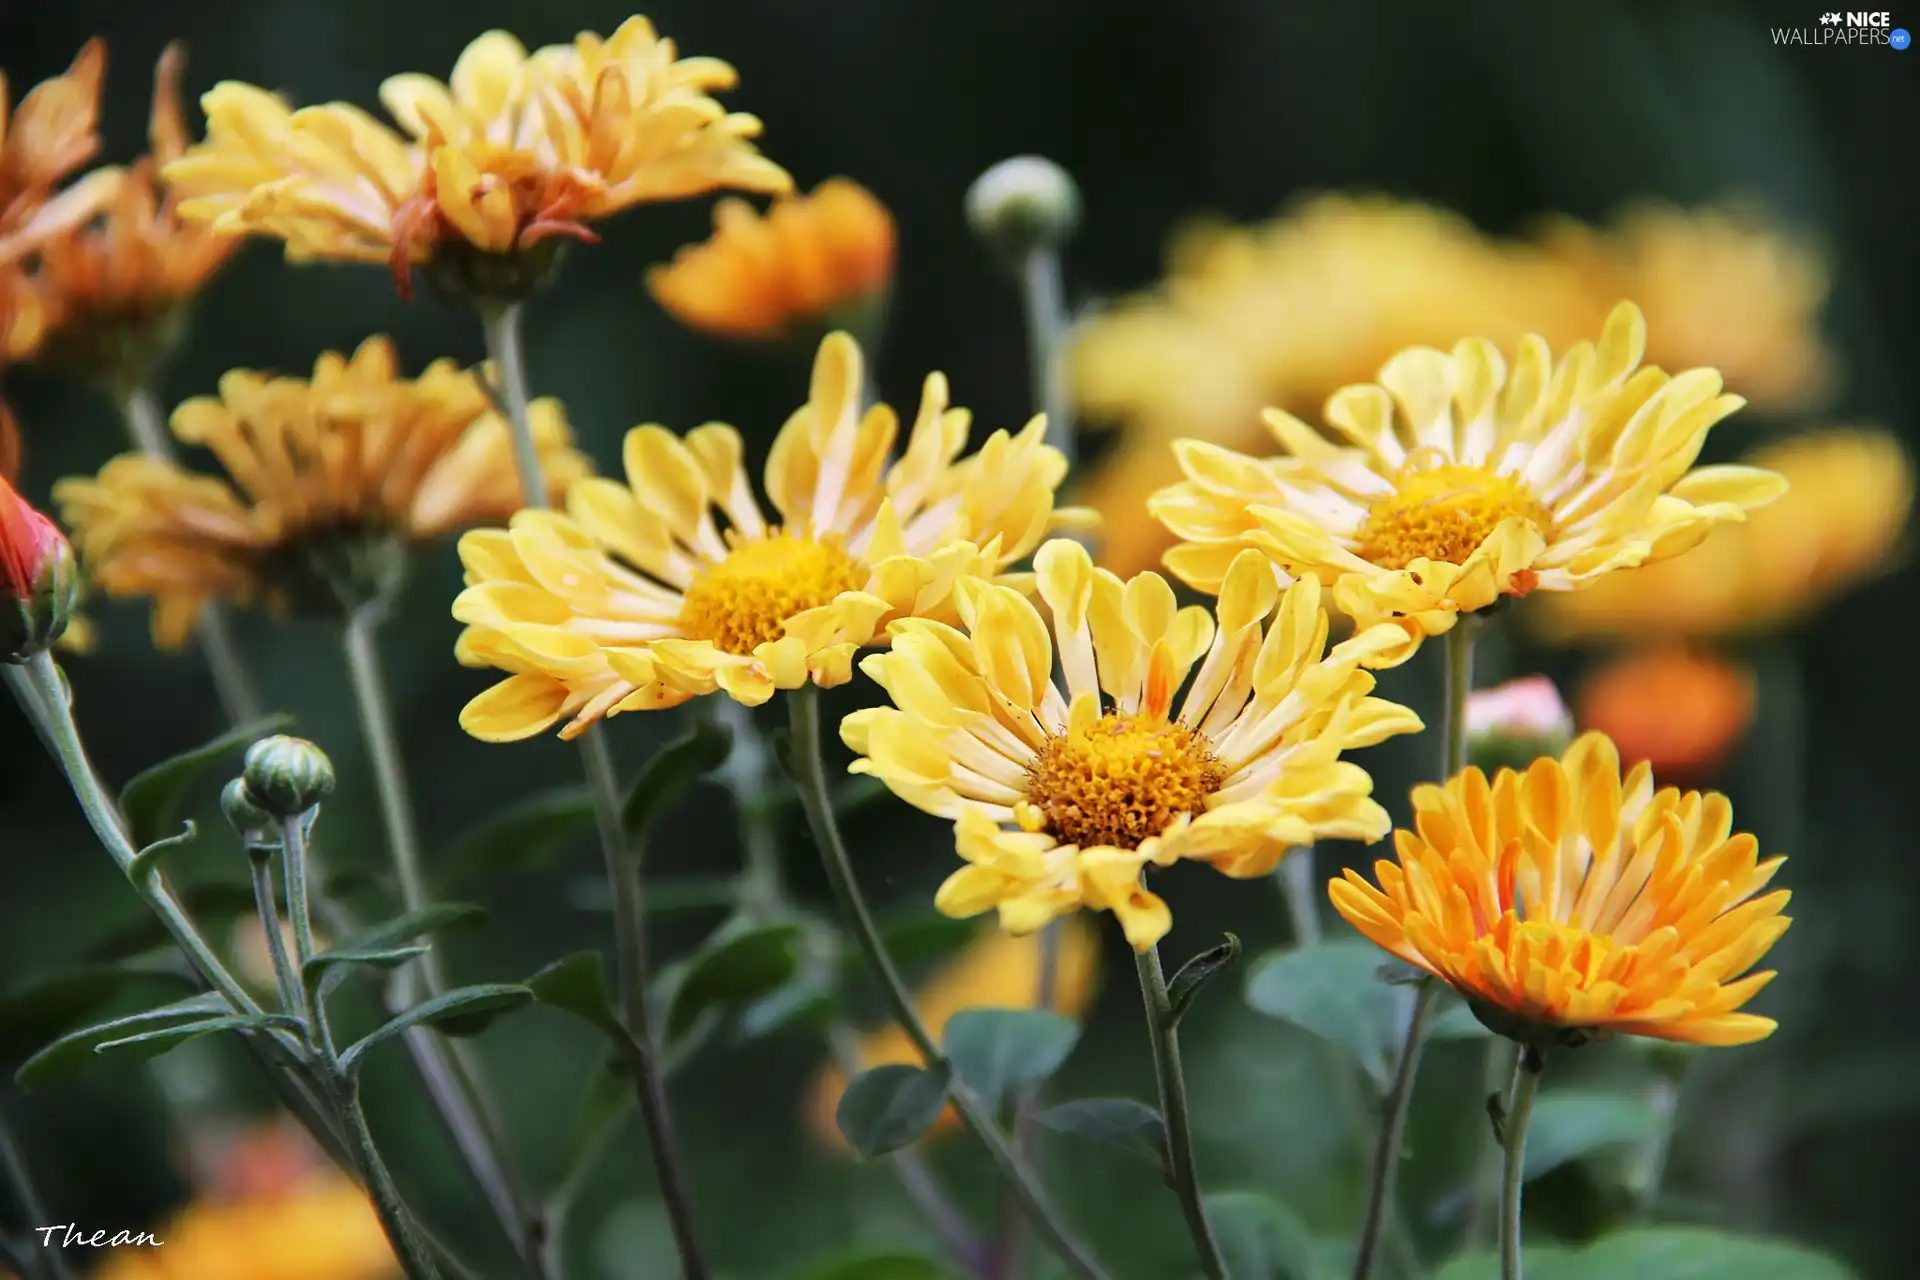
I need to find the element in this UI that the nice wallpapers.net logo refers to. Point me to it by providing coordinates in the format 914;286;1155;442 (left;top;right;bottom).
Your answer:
1773;10;1912;46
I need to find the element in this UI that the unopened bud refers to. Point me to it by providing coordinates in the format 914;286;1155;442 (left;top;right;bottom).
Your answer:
1466;675;1574;774
965;157;1081;265
241;735;336;818
221;777;279;847
1;473;79;662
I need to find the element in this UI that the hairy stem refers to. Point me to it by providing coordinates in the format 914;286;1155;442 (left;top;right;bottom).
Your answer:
786;686;1106;1280
248;845;303;1021
334;1075;443;1280
479;302;545;509
1018;247;1073;463
1135;947;1226;1279
1500;1054;1544;1280
1277;845;1322;946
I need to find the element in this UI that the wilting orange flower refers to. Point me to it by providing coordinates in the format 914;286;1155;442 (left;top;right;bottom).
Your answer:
94;1122;396;1280
1576;646;1754;786
808;920;1100;1147
1331;732;1789;1048
56;338;590;646
165;20;792;299
1532;429;1913;642
25;44;237;378
647;178;896;341
0;39;114;265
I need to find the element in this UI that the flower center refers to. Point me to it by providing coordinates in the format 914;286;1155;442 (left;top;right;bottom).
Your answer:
678;533;864;656
1025;712;1225;850
1355;458;1552;570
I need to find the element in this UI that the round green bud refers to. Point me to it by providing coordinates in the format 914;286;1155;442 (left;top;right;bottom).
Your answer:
965;157;1081;264
241;734;336;818
220;777;278;846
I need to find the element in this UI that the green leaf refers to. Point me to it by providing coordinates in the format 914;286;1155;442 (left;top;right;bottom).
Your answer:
441;786;594;887
944;1008;1080;1113
622;717;732;844
306;946;432;1000
802;1253;952;1280
527;951;622;1036
336;903;488;954
736;971;838;1041
835;1063;952;1158
93;1013;302;1059
664;924;802;1042
126;822;198;886
1036;1098;1167;1178
15;991;229;1088
1244;940;1411;1086
873;912;979;974
1436;1228;1858;1280
1166;933;1242;1026
119;715;293;848
1204;1191;1317;1280
339;984;533;1074
1523;1089;1663;1182
549;1051;632;1207
0;964;198;1069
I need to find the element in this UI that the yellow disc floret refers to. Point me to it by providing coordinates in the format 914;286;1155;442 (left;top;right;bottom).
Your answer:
1025;712;1225;850
677;532;864;656
1356;456;1554;571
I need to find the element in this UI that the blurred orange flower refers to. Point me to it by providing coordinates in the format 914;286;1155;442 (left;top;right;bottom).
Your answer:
1576;645;1754;786
648;178;895;342
808;920;1100;1147
0;39;113;264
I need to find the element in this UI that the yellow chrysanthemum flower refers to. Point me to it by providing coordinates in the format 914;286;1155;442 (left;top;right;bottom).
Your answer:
843;540;1424;951
27;45;238;379
454;331;1082;738
164;19;792;298
55;337;589;646
1531;428;1912;642
1150;303;1785;665
647;177;896;342
0;39;116;265
1331;732;1789;1048
808;919;1100;1148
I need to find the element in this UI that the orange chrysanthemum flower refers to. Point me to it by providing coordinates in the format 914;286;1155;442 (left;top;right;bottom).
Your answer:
647;178;895;341
26;44;238;380
164;20;792;300
1331;732;1789;1048
0;39;114;265
0;279;42;481
1576;646;1754;786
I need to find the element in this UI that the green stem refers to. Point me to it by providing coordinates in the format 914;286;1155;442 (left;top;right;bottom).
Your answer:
112;383;264;723
1277;845;1322;946
1442;618;1479;782
478;302;545;509
1499;1054;1544;1280
0;1108;69;1280
579;725;709;1279
786;686;1107;1280
1351;981;1441;1280
1462;1040;1520;1250
334;1075;443;1280
278;815;323;1038
707;697;785;920
4;654;289;1051
1018;247;1073;464
248;846;303;1021
1134;946;1227;1279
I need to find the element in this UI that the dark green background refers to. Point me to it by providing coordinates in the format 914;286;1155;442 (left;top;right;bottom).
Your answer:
1;2;1915;1277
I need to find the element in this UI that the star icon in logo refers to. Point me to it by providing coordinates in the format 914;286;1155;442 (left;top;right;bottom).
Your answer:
1821;11;1842;21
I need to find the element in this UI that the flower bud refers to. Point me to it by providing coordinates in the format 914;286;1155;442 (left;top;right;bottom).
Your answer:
965;157;1081;266
0;473;79;662
241;735;336;818
221;777;279;846
1466;675;1574;774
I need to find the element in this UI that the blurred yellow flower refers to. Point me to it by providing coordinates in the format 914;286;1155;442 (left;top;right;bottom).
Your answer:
164;19;792;298
1531;429;1912;641
455;331;1083;738
843;540;1423;950
808;919;1100;1147
1538;204;1830;413
1331;732;1790;1048
0;39;115;264
1576;646;1754;787
55;337;589;646
648;177;896;342
1151;303;1783;665
1069;196;1831;577
94;1123;396;1280
26;45;238;382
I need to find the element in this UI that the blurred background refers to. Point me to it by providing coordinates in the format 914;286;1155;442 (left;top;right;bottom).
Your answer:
1;1;1916;1277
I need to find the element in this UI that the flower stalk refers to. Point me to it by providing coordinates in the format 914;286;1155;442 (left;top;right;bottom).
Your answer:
1499;1051;1545;1280
785;685;1107;1280
0;1109;70;1280
1134;945;1227;1279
